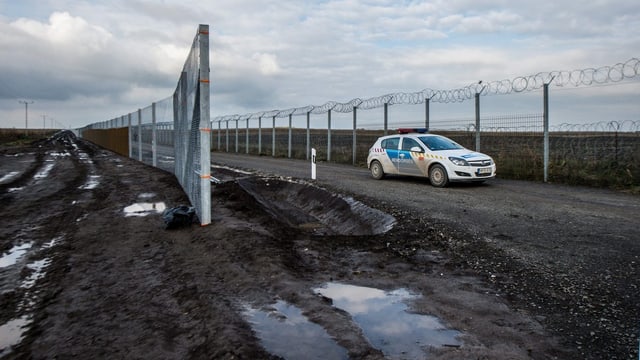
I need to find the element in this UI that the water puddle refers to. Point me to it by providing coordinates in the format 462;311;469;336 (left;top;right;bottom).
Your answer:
0;243;33;268
49;151;70;157
124;202;166;217
77;151;93;164
0;235;61;356
21;258;52;289
243;300;349;360
314;283;462;358
79;175;101;190
0;171;20;184
8;187;24;193
0;315;29;357
33;163;54;180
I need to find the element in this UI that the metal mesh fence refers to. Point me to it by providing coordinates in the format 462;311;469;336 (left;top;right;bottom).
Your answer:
214;110;639;189
78;25;211;225
212;58;638;189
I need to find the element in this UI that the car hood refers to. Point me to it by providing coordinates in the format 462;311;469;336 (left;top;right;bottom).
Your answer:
438;149;492;160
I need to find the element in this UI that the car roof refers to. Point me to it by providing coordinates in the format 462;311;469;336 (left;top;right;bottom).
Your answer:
377;132;438;139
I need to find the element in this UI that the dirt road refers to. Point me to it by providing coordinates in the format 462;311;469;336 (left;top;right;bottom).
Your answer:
0;132;638;359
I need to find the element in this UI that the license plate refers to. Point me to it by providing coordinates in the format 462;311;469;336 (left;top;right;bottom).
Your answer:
477;167;492;175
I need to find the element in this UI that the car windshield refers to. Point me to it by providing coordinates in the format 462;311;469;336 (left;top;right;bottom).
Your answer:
418;135;464;151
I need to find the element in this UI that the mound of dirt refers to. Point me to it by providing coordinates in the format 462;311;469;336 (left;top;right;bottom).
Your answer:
236;176;396;236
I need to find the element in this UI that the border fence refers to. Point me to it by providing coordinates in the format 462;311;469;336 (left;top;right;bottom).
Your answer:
79;49;639;211
79;25;211;225
211;58;639;189
213;116;640;188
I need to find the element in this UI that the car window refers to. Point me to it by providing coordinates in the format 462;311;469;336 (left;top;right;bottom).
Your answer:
418;135;463;151
401;138;421;151
381;137;400;150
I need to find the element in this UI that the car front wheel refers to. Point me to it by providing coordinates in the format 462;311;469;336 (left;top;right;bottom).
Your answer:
429;164;449;187
370;160;385;180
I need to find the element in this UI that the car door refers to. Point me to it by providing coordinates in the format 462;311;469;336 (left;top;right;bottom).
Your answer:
381;137;400;174
398;137;426;177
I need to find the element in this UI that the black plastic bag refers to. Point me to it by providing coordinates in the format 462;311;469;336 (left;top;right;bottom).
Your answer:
162;206;196;229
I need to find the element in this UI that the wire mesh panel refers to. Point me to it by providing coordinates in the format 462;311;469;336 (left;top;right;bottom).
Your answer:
173;24;211;225
76;25;211;226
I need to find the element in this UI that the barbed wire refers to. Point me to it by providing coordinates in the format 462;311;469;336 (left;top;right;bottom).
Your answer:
213;57;639;123
552;120;639;132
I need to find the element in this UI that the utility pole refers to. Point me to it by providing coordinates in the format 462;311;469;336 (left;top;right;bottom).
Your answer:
18;100;34;134
42;114;46;129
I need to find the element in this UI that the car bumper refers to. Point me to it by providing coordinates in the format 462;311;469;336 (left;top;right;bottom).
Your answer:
447;165;496;182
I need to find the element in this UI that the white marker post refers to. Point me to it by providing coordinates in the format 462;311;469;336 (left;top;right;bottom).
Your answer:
311;148;317;180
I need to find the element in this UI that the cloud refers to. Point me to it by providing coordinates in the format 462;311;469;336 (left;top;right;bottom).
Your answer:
0;10;196;110
0;0;638;129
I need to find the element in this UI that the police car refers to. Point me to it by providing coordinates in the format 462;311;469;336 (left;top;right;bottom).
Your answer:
366;129;496;187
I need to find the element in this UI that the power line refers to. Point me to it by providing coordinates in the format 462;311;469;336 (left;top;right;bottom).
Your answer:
18;99;34;133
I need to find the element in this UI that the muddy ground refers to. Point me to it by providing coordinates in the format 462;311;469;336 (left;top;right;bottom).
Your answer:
0;131;638;359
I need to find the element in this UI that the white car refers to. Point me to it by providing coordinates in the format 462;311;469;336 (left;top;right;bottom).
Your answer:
366;129;496;187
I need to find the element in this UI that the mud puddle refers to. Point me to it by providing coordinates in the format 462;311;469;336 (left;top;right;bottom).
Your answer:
315;283;462;359
243;300;349;360
0;236;60;356
242;283;462;359
0;243;32;268
123;193;166;217
0;316;29;356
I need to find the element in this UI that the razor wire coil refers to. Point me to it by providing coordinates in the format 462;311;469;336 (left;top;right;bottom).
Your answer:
213;57;640;123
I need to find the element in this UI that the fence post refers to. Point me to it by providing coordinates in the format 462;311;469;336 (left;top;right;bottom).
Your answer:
246;118;250;154
226;120;230;152
543;82;550;182
152;102;157;167
272;116;276;157
288;114;292;158
384;103;388;135
425;98;430;131
352;106;357;165
212;118;220;154
475;92;481;152
306;111;311;160
235;119;239;153
258;116;262;155
217;121;221;151
197;23;211;226
327;109;332;162
137;109;142;161
127;113;132;158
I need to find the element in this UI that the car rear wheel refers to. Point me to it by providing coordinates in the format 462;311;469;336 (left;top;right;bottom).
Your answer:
429;164;448;187
370;160;385;180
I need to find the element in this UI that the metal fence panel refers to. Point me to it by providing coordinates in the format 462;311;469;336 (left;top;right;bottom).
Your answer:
77;25;211;226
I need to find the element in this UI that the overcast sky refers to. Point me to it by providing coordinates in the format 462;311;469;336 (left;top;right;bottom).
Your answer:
0;0;638;130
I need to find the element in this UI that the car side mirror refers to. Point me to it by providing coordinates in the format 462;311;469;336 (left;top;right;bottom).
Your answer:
410;146;424;153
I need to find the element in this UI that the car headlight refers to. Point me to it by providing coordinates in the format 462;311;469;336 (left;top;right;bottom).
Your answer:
448;157;469;166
